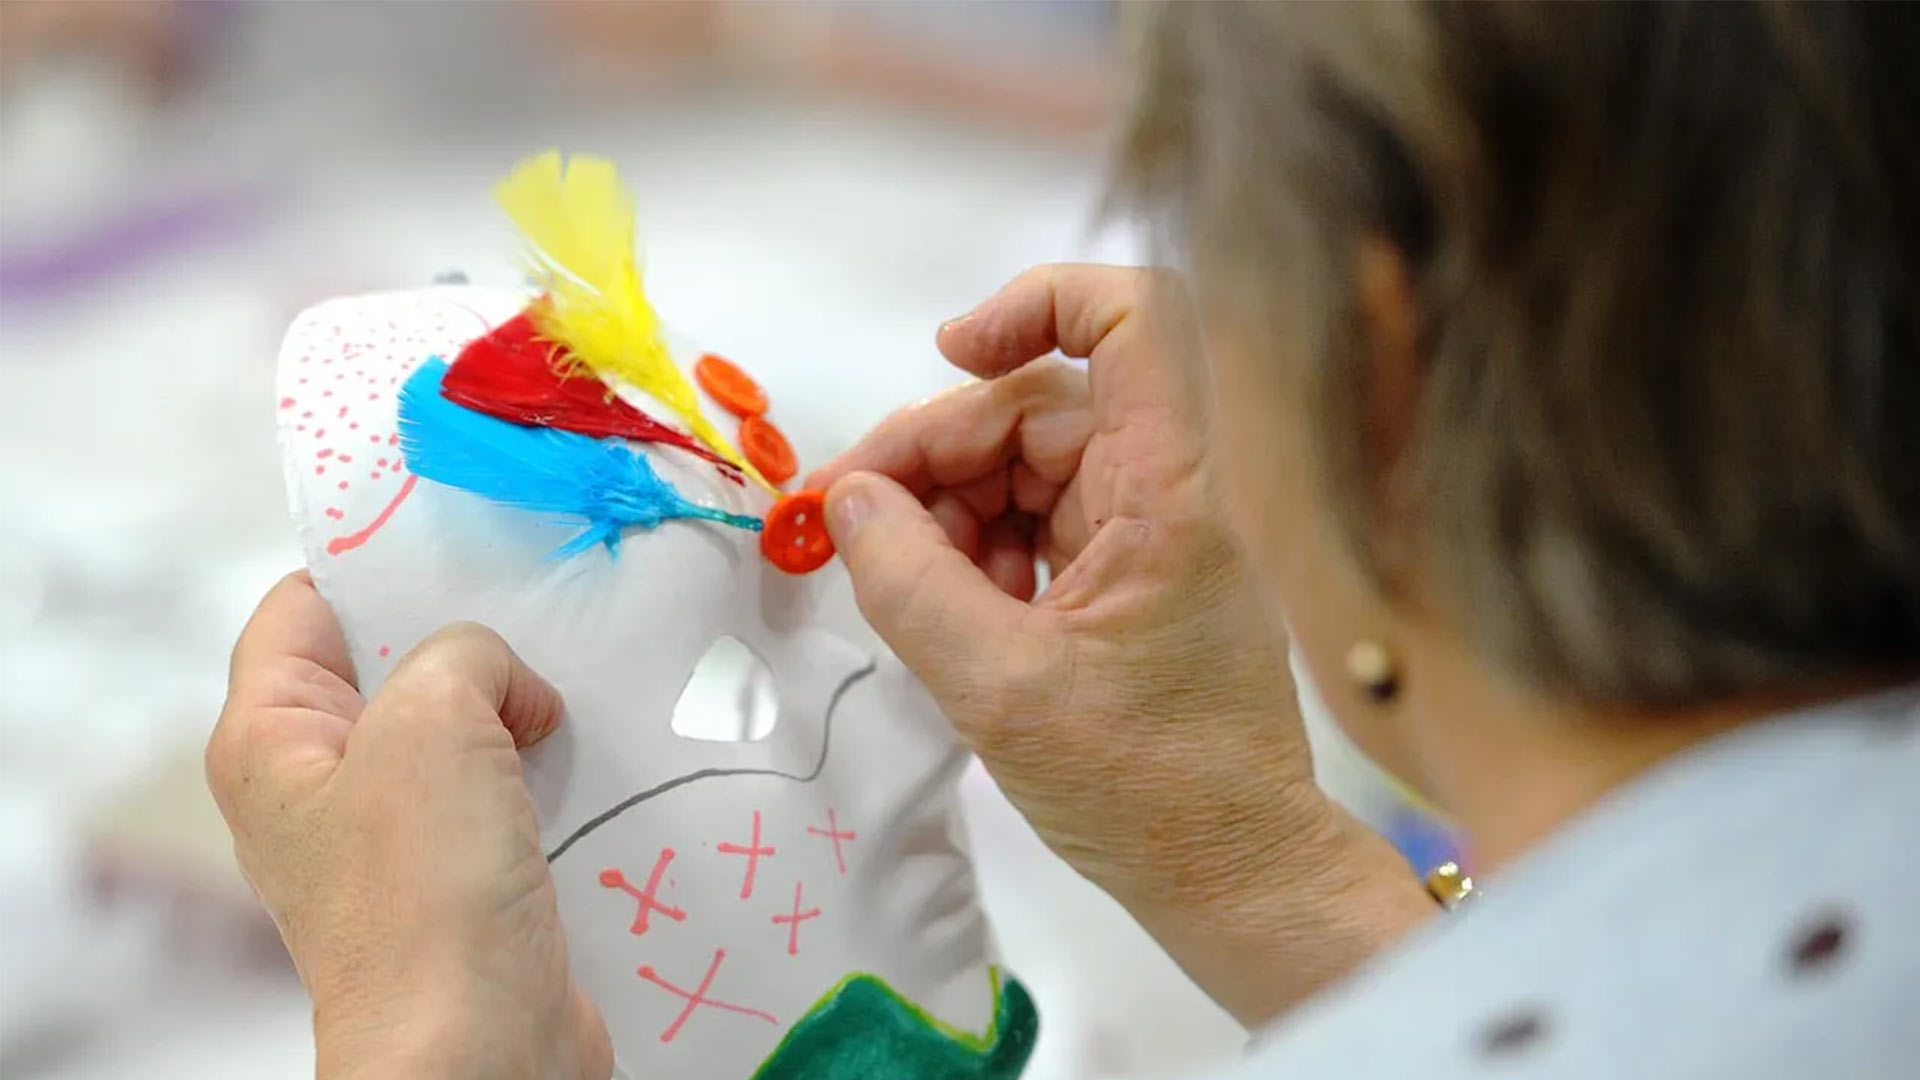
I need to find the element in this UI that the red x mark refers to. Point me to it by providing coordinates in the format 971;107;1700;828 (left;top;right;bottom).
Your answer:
637;948;777;1042
598;848;686;936
771;881;822;957
806;807;857;875
716;810;776;899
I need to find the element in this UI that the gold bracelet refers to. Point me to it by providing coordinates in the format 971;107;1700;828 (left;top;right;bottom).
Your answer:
1424;860;1476;910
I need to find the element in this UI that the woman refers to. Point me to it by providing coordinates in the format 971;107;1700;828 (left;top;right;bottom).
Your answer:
207;3;1919;1077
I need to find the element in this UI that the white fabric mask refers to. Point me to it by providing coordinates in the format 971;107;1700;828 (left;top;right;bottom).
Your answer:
276;286;1036;1079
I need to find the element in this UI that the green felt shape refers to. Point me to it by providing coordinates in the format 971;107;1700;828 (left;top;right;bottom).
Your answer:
749;967;1037;1080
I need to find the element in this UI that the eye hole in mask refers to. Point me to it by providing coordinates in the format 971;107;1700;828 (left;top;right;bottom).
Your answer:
671;635;779;743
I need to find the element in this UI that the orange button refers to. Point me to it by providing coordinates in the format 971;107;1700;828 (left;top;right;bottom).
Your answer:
740;414;797;486
694;353;769;418
761;489;834;574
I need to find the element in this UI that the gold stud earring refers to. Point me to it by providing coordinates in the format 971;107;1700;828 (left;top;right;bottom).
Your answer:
1345;640;1399;703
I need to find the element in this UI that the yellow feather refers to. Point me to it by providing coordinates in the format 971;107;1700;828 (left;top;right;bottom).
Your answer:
494;151;767;489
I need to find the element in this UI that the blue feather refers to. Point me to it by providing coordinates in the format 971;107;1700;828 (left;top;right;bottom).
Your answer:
398;357;761;557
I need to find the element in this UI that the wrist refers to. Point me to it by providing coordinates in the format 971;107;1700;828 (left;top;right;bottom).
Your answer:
1115;782;1434;1030
313;979;474;1080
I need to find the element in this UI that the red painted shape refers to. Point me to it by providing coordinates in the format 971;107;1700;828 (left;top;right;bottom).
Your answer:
440;310;744;483
279;397;295;409
598;848;687;936
771;880;822;957
637;950;776;1043
377;645;391;658
807;807;857;875
325;474;418;556
716;810;776;899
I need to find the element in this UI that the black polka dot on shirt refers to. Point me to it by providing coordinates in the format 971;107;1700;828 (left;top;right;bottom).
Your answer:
1478;1007;1549;1058
1786;909;1852;976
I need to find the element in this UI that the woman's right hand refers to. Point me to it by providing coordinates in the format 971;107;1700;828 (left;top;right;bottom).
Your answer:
811;265;1432;1027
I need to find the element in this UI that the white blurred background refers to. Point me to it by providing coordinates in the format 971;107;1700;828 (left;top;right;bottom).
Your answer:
0;4;1441;1077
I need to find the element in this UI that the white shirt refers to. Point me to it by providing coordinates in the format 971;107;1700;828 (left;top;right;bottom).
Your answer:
1221;687;1920;1079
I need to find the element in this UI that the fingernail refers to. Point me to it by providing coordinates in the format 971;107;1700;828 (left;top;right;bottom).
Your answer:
826;477;876;543
937;311;977;339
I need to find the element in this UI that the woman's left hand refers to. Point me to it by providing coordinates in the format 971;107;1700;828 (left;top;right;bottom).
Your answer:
206;572;611;1080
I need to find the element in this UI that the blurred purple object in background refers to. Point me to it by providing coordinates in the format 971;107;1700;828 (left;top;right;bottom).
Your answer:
0;184;274;309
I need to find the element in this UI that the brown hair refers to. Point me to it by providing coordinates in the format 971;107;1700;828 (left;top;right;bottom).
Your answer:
1119;2;1920;707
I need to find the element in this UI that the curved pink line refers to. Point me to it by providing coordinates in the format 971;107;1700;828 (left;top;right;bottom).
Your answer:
326;474;418;556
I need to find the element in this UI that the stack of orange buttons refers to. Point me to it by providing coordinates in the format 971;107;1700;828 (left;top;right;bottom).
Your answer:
694;352;833;574
695;353;795;485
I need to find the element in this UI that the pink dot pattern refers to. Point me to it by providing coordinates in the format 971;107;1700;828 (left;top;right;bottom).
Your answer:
277;293;500;555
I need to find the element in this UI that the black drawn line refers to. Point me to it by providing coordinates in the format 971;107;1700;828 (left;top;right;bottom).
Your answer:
545;659;877;863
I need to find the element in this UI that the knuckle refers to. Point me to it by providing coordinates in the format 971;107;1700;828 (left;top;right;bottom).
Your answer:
395;622;504;691
1135;266;1200;331
207;656;320;800
383;668;472;721
854;541;942;627
225;631;248;687
252;654;350;714
1011;262;1065;293
856;545;984;650
203;712;246;808
378;623;522;735
995;357;1081;410
871;400;928;442
1136;264;1186;296
428;619;508;657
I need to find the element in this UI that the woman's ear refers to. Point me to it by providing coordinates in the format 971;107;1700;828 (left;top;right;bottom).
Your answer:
1354;236;1424;569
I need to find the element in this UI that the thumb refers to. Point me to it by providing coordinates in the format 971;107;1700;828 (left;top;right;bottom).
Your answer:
374;623;567;750
826;471;1030;692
